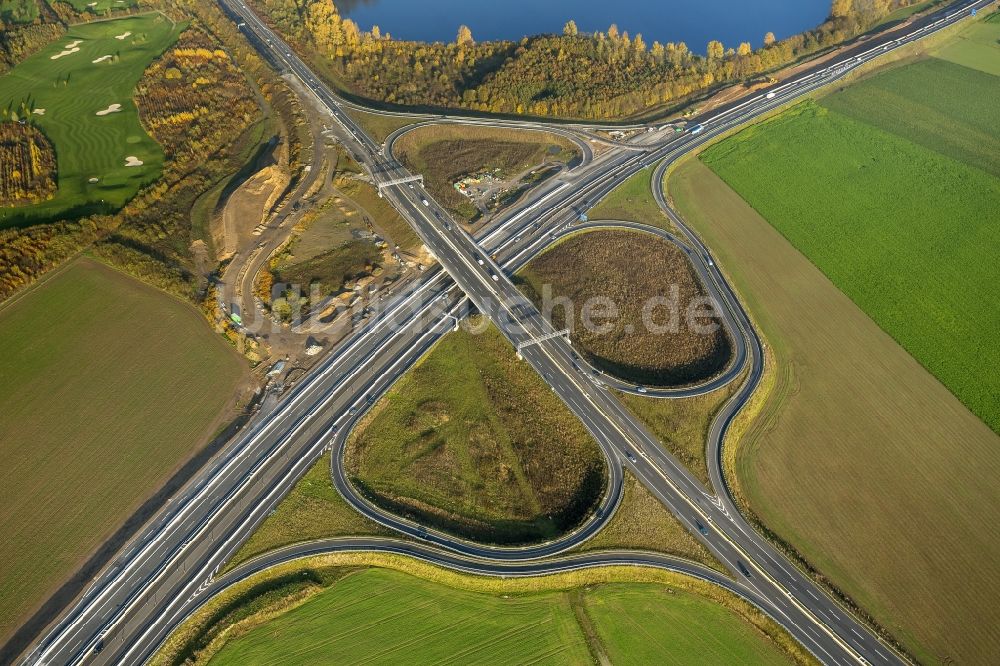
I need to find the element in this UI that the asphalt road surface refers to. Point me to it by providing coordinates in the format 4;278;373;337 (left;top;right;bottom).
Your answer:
16;1;992;664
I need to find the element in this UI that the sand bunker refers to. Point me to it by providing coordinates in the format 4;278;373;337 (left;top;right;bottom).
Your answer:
92;55;113;64
95;103;122;116
88;177;99;183
124;156;143;167
32;108;45;116
50;42;82;60
114;31;132;41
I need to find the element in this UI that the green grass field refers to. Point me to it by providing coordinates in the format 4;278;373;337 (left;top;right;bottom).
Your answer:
0;258;247;643
932;10;1000;75
0;13;182;226
57;0;138;13
670;158;1000;665
345;321;605;544
702;95;1000;435
204;568;795;666
822;58;1000;177
586;583;791;665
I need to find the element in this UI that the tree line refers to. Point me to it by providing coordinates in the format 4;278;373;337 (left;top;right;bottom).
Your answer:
251;0;925;120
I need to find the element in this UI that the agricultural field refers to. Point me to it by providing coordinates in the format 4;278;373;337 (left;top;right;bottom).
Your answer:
0;13;182;226
393;124;579;223
702;94;1000;435
932;9;1000;75
0;258;248;645
344;321;606;544
669;157;1000;665
821;58;1000;177
517;229;731;387
172;566;800;666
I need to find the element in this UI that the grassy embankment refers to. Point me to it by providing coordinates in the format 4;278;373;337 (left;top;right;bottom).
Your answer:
577;471;720;570
344;107;417;144
517;228;731;388
670;33;1000;660
393;124;579;223
223;458;390;572
617;381;740;488
227;446;721;576
586;164;674;233
0;258;248;644
0;13;182;226
344;321;606;544
154;556;812;666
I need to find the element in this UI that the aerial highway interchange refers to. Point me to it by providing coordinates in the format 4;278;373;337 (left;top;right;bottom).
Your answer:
20;0;992;663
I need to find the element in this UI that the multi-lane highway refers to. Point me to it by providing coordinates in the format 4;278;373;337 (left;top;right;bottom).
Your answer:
17;0;993;663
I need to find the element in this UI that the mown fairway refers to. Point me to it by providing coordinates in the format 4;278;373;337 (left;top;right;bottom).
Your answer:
205;568;795;666
0;258;247;643
702;87;1000;434
0;13;182;225
59;0;138;12
670;158;1000;665
518;228;731;387
345;322;605;544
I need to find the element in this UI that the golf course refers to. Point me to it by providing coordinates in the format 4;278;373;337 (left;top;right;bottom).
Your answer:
0;12;183;226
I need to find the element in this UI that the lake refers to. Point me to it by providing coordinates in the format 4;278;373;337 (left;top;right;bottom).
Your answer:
337;0;832;52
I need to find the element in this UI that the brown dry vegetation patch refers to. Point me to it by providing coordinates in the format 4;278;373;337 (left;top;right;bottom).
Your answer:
519;229;731;387
0;122;55;206
394;124;579;222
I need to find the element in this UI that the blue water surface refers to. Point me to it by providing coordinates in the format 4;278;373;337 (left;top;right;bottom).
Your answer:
338;0;831;52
